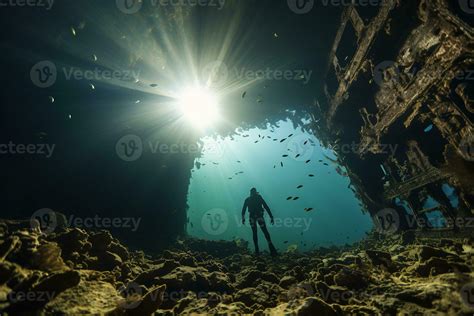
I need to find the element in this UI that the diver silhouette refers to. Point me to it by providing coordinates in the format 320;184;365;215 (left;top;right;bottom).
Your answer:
242;188;278;257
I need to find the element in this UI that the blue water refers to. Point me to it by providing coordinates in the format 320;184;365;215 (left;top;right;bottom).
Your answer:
186;119;373;252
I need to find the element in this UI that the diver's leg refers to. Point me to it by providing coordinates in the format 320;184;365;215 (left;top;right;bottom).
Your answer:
257;217;277;256
250;217;259;255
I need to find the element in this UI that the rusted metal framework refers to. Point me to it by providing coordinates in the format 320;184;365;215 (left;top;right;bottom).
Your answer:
316;0;473;231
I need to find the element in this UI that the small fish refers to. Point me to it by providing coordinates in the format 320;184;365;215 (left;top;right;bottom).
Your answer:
135;100;141;104
304;140;308;145
273;165;276;169
48;96;55;103
280;162;283;167
92;54;97;62
90;83;95;90
280;138;287;143
258;134;261;138
323;163;329;166
71;27;76;36
254;140;259;143
150;83;158;87
297;185;303;189
267;136;271;139
305;160;311;163
286;196;292;200
283;241;288;244
288;134;293;138
273;139;278;141
293;197;299;200
295;154;300;158
228;177;232;180
190;222;194;228
305;208;314;212
308;174;315;177
213;162;219;165
282;154;288;157
319;160;323;162
242;91;247;99
237;160;241;163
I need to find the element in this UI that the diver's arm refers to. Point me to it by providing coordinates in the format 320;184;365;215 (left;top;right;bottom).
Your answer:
261;197;274;222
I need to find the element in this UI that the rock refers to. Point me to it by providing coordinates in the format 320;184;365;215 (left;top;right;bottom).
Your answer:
133;260;180;288
0;236;20;261
279;275;297;289
365;250;392;267
269;297;338;316
400;231;416;245
234;287;269;307
45;281;123;314
333;267;368;290
109;242;129;261
6;270;80;312
31;242;67;272
238;270;279;288
415;246;458;261
412;257;470;277
126;284;167;316
314;281;352;305
89;231;113;252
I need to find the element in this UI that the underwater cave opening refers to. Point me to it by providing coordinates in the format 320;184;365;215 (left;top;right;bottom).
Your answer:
184;115;373;253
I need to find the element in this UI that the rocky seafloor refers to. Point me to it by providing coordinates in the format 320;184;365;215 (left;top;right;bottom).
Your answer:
1;216;474;315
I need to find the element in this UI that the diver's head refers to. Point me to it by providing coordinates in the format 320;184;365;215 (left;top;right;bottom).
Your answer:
250;187;257;196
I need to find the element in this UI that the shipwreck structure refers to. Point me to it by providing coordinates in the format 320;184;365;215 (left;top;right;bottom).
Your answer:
315;0;474;232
